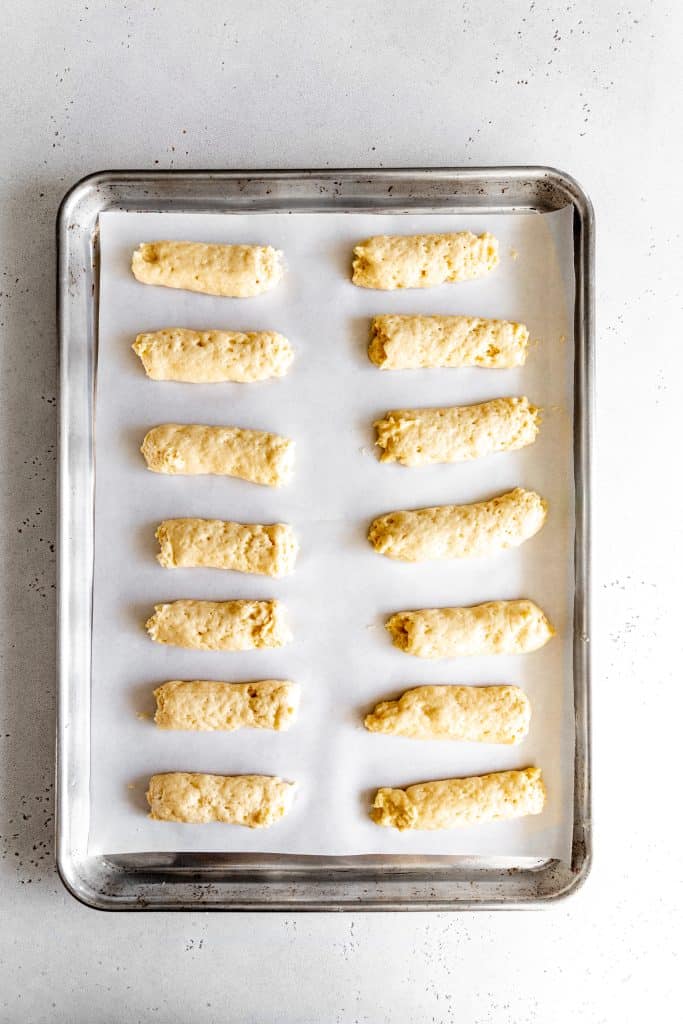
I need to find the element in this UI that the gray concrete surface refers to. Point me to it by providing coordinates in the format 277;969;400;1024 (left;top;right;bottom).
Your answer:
1;1;681;1021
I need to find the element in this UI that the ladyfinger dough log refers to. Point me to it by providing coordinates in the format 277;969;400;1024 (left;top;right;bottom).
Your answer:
364;685;531;744
374;397;540;467
370;768;545;831
156;519;298;578
133;328;294;383
131;241;283;297
368;488;547;562
141;423;294;487
386;600;555;658
145;599;291;651
352;231;499;290
154;679;300;732
368;314;529;369
147;773;296;827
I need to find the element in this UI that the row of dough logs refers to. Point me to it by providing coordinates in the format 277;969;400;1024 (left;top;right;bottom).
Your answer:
153;680;529;744
132;232;549;832
132;243;294;831
131;316;529;382
138;398;541;488
151;487;547;578
146;768;545;830
145;598;554;656
131;232;499;298
350;234;543;832
337;233;546;834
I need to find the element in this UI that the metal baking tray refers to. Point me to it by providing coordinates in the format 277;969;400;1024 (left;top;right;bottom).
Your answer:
57;167;593;910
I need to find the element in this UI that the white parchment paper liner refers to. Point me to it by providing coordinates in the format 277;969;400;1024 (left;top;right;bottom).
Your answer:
90;209;575;859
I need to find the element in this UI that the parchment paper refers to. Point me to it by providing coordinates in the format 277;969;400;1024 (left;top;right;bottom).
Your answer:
90;208;575;859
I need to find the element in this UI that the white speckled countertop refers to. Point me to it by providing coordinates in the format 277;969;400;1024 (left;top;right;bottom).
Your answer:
1;1;681;1020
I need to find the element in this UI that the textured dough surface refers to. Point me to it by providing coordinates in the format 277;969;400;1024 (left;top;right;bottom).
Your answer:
369;315;529;369
352;232;498;290
375;397;540;467
364;685;530;744
370;768;545;830
133;328;293;383
141;423;294;487
386;600;555;658
145;599;291;651
368;488;547;562
156;519;298;577
131;241;283;297
147;773;295;826
154;679;300;732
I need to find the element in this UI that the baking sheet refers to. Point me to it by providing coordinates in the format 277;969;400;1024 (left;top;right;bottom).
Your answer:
90;208;575;859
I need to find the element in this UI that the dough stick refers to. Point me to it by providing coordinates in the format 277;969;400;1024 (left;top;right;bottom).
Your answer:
141;423;294;487
368;488;547;561
352;231;498;290
156;519;298;577
131;241;283;297
133;329;293;382
154;680;300;732
364;685;531;743
370;768;545;830
145;599;291;651
374;397;540;467
386;600;555;658
147;773;296;826
368;314;528;369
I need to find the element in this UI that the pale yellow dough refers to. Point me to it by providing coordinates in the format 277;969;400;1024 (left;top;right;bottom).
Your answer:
370;768;545;830
374;397;540;467
352;231;498;290
156;519;298;577
365;685;531;743
132;328;293;383
147;773;296;826
386;600;555;658
145;599;291;651
369;315;528;369
154;679;300;732
368;488;547;562
131;241;283;297
141;423;294;487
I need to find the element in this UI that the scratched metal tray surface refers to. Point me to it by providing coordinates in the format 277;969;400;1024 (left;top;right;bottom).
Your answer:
57;168;593;910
